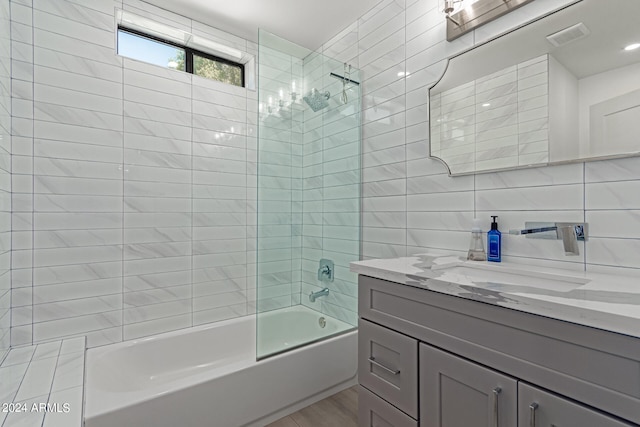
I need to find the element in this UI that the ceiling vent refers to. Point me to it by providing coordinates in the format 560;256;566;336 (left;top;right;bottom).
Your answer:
546;22;590;47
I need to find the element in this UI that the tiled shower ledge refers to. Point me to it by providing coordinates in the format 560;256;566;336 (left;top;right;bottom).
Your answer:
0;337;85;427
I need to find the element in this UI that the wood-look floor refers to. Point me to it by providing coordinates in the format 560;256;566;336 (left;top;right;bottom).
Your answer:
266;386;358;427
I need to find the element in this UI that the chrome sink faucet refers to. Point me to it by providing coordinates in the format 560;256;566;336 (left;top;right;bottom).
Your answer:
509;222;588;256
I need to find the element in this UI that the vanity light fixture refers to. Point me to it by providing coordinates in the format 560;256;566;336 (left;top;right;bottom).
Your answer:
445;0;535;41
624;43;640;51
482;103;491;107
443;0;460;14
443;0;463;26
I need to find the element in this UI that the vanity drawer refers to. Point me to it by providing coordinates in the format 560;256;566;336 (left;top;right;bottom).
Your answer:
358;318;418;419
359;386;418;427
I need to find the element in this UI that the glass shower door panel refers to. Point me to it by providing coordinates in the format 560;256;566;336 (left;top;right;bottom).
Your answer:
257;29;360;360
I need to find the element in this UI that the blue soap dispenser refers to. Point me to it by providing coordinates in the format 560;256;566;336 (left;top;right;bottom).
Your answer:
488;216;501;262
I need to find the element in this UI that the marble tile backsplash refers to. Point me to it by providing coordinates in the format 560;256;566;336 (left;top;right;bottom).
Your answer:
320;0;640;276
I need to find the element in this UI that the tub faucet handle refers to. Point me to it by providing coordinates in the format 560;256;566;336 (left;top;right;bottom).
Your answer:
317;259;334;282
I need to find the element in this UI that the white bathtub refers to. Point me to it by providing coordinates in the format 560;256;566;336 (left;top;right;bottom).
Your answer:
84;306;357;427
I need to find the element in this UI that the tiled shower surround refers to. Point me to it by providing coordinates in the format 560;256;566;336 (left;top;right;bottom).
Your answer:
257;34;361;327
10;0;258;347
6;0;640;351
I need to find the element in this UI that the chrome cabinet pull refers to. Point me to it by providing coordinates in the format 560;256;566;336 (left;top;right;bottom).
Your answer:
529;402;539;427
368;357;400;375
492;387;502;427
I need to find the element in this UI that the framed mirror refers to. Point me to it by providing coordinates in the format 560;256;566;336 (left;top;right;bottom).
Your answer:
429;0;640;175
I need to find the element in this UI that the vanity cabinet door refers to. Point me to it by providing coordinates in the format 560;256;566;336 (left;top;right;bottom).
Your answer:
518;383;636;427
359;386;418;427
359;319;418;418
420;344;517;427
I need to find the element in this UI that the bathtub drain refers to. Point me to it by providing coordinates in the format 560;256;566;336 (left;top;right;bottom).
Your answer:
318;317;326;328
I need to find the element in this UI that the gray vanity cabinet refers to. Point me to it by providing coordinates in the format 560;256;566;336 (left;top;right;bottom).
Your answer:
419;343;634;427
518;383;634;427
357;274;640;427
420;344;517;427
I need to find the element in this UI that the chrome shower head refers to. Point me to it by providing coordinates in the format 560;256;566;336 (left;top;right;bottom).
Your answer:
303;88;330;112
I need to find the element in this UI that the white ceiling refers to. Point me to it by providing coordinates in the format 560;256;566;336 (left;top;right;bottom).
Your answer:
147;0;380;50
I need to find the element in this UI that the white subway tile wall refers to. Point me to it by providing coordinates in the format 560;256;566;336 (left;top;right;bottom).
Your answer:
0;0;10;357
321;0;640;276
10;0;255;347
191;75;253;327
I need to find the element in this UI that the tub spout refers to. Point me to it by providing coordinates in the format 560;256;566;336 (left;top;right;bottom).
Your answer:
309;288;329;303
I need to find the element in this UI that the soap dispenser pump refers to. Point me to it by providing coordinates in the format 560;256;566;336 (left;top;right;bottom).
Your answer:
467;218;487;261
487;216;501;262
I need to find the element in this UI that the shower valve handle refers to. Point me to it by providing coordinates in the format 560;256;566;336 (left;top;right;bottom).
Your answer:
317;259;334;282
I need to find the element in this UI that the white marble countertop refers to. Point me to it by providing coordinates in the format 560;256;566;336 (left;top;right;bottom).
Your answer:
0;337;85;427
351;254;640;339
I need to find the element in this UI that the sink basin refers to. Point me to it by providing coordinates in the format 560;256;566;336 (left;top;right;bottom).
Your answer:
430;262;590;292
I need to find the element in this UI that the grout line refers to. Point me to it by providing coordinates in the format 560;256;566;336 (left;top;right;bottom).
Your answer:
6;0;14;360
79;335;87;427
190;55;194;329
39;340;62;427
30;0;34;348
403;0;408;259
121;26;125;345
583;161;586;272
